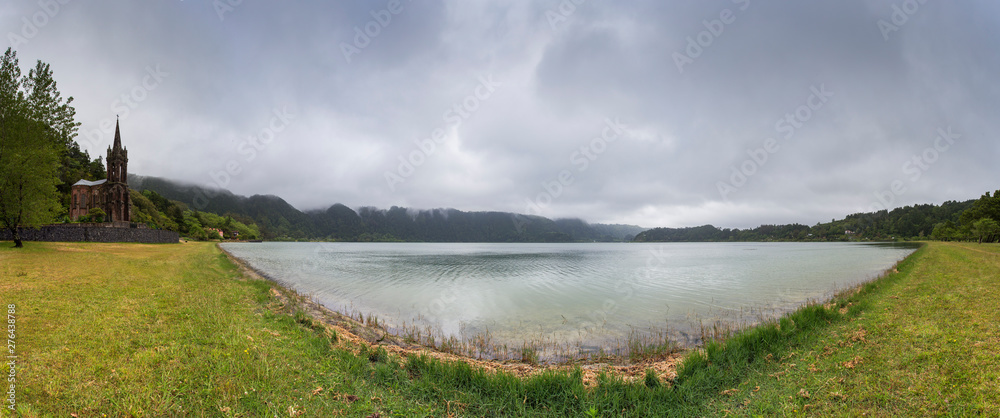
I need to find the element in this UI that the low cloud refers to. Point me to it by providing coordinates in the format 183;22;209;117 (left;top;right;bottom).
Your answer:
4;0;998;228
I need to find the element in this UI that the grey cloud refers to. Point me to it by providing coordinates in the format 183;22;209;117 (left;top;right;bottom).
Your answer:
3;0;998;229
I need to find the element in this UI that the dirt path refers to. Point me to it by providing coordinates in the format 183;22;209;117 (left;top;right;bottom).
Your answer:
947;241;1000;255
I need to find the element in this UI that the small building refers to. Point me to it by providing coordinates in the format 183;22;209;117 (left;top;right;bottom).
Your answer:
70;120;131;223
205;228;224;239
1;117;180;244
69;179;107;220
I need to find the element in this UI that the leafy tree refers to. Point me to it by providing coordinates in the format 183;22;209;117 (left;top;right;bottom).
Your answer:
971;218;1000;244
0;48;68;247
960;191;1000;226
23;57;90;215
187;224;210;241
130;189;179;231
141;189;187;231
930;221;957;241
23;61;79;143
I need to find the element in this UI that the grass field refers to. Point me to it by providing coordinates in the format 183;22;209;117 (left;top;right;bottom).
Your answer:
702;242;1000;416
1;242;448;416
1;241;997;416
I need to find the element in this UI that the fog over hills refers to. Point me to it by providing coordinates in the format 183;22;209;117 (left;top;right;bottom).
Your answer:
129;174;645;241
9;1;1000;229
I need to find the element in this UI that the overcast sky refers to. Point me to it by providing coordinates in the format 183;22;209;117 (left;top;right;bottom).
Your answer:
3;1;998;228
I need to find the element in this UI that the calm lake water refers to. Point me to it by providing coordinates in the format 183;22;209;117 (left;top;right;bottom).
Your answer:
220;242;916;356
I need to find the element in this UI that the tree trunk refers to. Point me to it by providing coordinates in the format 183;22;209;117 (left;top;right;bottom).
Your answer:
9;227;22;248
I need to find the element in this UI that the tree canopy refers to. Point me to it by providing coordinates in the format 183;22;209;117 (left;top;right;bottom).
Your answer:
0;48;75;247
634;192;1000;244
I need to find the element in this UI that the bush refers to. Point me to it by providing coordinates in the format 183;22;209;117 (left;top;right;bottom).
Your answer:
87;207;106;223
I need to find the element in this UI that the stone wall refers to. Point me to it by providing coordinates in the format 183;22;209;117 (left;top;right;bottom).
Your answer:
0;223;179;244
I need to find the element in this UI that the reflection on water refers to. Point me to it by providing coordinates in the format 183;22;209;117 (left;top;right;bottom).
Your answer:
221;242;915;356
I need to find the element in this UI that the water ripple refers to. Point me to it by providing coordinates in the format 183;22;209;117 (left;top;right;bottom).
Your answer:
221;242;914;352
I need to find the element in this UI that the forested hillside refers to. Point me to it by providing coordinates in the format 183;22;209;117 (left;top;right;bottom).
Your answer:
129;175;646;242
131;173;998;244
634;193;1000;243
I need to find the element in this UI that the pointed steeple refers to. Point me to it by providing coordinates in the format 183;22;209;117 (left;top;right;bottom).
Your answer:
113;117;122;151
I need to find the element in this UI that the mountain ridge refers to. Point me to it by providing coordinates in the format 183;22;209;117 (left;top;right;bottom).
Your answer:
128;174;646;242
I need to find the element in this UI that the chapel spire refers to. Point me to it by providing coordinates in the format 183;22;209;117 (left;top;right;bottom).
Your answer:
103;118;130;222
106;117;128;185
113;117;122;151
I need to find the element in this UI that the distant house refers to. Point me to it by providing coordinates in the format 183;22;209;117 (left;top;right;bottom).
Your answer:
205;228;224;239
845;230;855;235
70;120;131;223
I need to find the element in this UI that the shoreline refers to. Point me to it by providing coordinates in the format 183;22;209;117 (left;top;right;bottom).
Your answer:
215;242;920;385
216;243;684;385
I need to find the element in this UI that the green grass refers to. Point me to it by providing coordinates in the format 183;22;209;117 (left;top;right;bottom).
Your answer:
0;242;690;416
1;242;440;416
700;242;1000;416
2;241;997;416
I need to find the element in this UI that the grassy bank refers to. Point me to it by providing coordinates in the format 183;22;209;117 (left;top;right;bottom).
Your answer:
1;242;436;416
0;241;687;416
700;242;1000;416
1;241;996;416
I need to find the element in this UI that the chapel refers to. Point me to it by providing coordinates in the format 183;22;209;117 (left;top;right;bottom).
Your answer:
70;120;131;223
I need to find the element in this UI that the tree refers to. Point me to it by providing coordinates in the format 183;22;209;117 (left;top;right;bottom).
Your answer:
24;60;80;145
187;224;209;241
960;191;1000;226
971;218;1000;244
86;207;106;223
0;49;66;247
931;221;957;241
56;141;104;210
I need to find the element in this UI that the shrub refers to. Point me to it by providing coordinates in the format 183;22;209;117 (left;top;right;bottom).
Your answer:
87;207;106;223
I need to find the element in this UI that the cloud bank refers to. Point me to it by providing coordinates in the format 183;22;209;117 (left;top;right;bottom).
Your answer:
3;0;998;228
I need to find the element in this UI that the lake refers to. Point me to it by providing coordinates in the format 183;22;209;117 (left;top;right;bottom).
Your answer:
220;242;916;359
